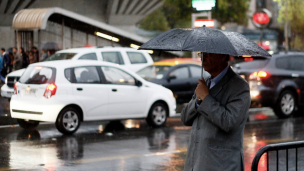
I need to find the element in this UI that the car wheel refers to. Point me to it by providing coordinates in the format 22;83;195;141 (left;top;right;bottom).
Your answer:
17;119;39;129
56;107;81;135
274;90;296;118
146;103;168;127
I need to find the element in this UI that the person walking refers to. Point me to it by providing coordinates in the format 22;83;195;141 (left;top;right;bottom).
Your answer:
12;47;21;70
20;47;30;69
32;46;39;63
0;53;5;83
8;50;14;73
40;49;48;61
1;48;10;77
181;52;251;171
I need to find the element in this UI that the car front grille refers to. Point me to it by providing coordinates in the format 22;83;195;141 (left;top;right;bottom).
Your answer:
7;76;20;88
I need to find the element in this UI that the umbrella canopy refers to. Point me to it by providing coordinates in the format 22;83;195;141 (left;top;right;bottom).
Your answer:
41;42;60;50
139;26;271;58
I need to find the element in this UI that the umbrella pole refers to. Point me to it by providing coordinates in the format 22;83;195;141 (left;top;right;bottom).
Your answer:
201;53;204;80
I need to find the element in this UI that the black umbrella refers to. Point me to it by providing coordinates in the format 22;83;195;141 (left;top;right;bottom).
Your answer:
138;26;271;58
139;26;271;78
41;42;60;50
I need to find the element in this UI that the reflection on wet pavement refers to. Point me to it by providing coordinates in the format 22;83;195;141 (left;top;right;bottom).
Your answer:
0;107;304;170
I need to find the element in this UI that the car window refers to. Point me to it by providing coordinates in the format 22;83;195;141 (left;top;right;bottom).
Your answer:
101;52;124;65
78;53;97;60
233;59;269;69
101;66;135;85
43;53;77;61
64;68;72;82
136;65;171;80
276;57;289;70
19;66;55;84
73;66;100;83
169;67;189;79
127;52;147;64
289;56;304;71
189;66;201;78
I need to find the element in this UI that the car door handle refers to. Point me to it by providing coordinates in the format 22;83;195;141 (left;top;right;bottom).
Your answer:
292;74;299;77
77;88;83;91
112;89;117;92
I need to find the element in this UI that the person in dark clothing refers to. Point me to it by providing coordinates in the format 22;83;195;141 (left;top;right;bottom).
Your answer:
32;46;39;63
8;51;14;72
1;48;10;77
19;47;30;68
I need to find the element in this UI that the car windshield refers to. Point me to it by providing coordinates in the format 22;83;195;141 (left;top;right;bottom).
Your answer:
232;59;270;70
136;65;171;80
43;53;77;61
19;66;55;84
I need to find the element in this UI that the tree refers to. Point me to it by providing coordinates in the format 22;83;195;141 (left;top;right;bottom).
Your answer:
139;0;251;31
139;9;170;31
211;0;250;27
274;0;304;50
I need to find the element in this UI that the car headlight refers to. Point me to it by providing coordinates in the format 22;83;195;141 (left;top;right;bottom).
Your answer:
5;77;7;84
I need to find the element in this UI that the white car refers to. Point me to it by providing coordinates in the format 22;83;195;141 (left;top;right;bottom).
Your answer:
10;60;176;134
1;47;154;99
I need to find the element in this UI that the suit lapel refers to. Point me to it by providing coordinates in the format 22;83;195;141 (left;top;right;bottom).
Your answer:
209;67;235;97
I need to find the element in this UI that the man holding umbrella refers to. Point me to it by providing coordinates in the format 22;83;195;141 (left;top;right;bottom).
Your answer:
138;26;271;171
181;52;250;171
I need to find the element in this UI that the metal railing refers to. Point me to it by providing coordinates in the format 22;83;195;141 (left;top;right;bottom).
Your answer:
251;140;304;171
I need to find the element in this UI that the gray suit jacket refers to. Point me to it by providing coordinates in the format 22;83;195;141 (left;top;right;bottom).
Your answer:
181;67;251;171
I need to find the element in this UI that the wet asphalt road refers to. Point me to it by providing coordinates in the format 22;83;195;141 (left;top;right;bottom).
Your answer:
1;98;304;170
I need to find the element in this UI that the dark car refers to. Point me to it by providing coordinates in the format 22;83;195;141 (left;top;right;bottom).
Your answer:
136;58;208;104
232;52;304;118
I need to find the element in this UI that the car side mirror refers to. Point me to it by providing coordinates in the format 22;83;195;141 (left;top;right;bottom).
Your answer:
135;80;142;87
167;75;176;82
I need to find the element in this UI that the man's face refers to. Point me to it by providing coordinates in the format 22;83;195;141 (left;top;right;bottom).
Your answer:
13;48;17;53
1;50;4;54
199;52;226;74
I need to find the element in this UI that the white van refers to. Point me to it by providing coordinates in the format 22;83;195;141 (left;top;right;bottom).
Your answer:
1;47;153;99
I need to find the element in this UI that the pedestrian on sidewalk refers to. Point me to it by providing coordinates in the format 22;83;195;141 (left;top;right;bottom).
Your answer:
12;47;21;70
1;48;10;77
20;47;29;69
181;52;251;171
0;53;5;83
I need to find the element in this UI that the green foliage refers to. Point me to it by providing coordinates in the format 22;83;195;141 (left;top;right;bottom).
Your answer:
275;0;304;50
211;0;250;26
139;9;170;31
139;0;250;30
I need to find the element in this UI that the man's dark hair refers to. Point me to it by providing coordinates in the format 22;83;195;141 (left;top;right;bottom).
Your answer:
1;48;5;52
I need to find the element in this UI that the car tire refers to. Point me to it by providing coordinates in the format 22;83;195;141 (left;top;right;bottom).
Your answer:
56;107;81;135
17;119;40;129
274;90;296;118
146;102;168;127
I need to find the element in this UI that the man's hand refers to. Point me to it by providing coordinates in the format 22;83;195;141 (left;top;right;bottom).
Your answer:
195;79;209;102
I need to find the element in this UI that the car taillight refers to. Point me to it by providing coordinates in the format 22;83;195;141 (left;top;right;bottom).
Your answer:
14;82;18;94
43;83;57;99
249;71;270;80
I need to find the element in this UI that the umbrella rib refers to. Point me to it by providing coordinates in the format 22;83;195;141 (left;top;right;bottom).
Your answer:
180;29;194;51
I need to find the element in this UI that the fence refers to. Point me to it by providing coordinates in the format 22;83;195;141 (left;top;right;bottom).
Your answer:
251;140;304;171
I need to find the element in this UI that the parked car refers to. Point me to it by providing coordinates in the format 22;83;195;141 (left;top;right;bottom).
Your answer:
1;47;154;99
10;60;176;134
232;52;304;118
136;58;210;104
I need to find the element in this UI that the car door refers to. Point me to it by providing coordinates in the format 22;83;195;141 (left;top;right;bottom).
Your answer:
70;66;109;118
163;65;192;103
100;66;146;118
289;56;304;104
